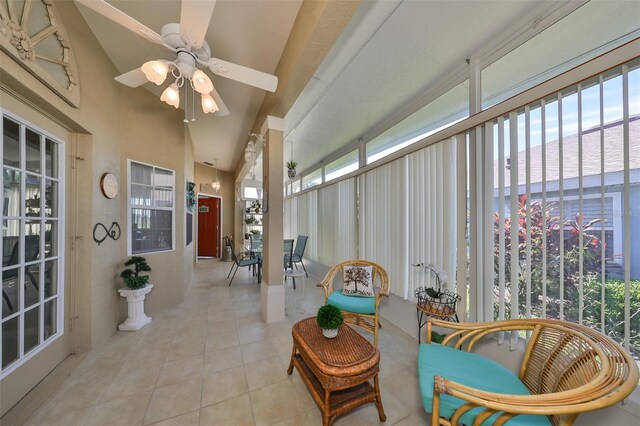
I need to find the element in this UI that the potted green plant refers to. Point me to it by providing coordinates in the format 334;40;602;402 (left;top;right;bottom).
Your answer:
120;256;151;289
286;160;298;179
245;216;256;225
317;304;343;338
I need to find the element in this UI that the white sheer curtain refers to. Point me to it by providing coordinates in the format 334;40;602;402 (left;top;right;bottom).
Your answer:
318;178;357;265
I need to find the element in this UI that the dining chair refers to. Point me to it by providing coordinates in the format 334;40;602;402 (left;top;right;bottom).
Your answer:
225;236;261;285
285;235;308;277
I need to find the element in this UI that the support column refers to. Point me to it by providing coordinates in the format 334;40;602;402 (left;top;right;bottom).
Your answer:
260;116;285;322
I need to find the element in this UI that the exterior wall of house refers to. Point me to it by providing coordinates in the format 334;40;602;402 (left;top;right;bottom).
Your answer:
0;1;195;414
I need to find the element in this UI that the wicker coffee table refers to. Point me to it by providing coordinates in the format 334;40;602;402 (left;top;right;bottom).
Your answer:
287;317;386;426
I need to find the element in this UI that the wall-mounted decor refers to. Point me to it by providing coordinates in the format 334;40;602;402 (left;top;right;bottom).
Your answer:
186;180;196;212
0;0;80;107
93;221;121;245
100;173;118;199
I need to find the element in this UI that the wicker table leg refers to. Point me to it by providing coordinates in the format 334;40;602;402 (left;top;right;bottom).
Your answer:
287;341;297;375
323;389;331;426
374;374;386;421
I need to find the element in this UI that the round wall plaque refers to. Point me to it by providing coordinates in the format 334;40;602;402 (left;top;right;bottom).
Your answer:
100;173;118;199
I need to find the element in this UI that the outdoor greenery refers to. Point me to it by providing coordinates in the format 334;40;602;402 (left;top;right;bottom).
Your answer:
317;304;344;330
493;196;639;358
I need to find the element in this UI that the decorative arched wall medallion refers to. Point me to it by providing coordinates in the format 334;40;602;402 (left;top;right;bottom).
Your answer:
0;0;80;107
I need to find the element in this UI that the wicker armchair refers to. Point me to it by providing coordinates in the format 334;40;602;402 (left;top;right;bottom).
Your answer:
419;318;639;426
319;260;390;346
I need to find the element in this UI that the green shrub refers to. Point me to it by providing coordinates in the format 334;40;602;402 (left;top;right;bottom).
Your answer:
317;304;343;330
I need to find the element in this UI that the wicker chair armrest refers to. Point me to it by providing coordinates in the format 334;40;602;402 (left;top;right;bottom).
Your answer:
425;318;639;425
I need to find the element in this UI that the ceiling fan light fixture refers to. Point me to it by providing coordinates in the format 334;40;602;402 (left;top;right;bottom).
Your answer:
201;93;219;113
192;69;213;94
160;83;180;108
141;60;168;85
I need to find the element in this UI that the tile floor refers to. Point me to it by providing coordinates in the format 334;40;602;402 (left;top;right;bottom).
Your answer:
23;260;430;425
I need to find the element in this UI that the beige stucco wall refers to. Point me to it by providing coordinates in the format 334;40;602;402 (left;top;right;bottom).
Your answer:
0;0;195;414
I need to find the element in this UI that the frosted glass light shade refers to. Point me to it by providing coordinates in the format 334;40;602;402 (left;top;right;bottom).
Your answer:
160;83;180;108
201;93;219;113
211;179;221;193
141;60;168;85
192;69;213;94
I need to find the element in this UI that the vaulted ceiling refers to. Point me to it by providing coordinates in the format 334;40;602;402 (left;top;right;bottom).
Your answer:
75;0;302;172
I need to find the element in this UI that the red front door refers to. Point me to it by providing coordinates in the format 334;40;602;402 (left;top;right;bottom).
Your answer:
198;197;220;257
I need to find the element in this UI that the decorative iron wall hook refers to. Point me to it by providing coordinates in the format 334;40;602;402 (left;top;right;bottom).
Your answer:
93;222;121;245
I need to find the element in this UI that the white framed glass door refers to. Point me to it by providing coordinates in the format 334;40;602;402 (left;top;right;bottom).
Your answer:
1;112;65;378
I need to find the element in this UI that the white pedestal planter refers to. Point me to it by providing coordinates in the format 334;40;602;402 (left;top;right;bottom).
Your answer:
117;284;153;331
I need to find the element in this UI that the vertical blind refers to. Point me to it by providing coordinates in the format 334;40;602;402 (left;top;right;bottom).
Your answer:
318;179;357;265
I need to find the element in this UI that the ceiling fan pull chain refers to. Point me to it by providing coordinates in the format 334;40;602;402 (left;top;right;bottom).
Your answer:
192;84;196;122
183;82;189;123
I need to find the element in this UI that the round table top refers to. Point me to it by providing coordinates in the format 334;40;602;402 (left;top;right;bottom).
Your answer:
283;268;306;277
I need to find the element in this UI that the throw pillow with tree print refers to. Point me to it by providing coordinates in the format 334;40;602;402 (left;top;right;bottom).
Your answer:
342;265;375;297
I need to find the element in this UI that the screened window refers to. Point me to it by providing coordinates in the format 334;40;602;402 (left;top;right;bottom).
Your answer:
490;60;640;359
2;114;64;377
325;150;359;182
302;168;322;190
367;80;469;164
129;161;175;254
482;1;640;109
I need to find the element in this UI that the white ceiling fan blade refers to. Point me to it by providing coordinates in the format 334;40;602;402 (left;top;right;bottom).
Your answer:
114;68;148;88
208;57;278;92
210;86;229;116
180;0;217;49
75;0;166;46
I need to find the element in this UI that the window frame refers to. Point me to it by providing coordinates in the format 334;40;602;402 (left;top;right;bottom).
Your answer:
1;110;65;379
127;159;175;256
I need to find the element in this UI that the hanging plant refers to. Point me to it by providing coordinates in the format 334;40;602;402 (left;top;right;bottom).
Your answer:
286;160;298;178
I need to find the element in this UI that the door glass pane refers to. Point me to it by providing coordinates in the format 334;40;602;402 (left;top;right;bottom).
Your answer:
45;221;57;258
131;162;152;185
45;179;58;217
3;169;22;217
25;175;41;217
44;298;56;340
24;306;40;354
25;224;41;264
44;259;57;299
24;262;40;309
2;316;19;369
2;267;19;318
25;129;41;174
45;139;58;178
3;118;20;168
3;220;20;267
131;184;152;207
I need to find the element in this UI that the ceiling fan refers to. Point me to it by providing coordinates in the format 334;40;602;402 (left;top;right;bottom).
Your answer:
75;0;278;118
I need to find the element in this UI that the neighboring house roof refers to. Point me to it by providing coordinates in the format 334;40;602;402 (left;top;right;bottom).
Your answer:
494;115;640;187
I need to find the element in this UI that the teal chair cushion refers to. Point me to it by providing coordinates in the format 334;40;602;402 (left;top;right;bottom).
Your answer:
418;344;551;426
327;290;376;314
